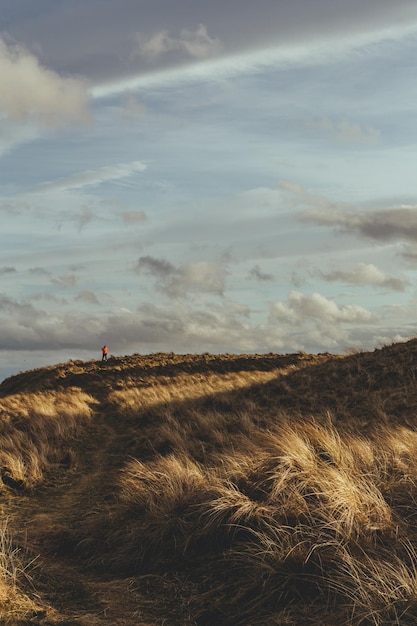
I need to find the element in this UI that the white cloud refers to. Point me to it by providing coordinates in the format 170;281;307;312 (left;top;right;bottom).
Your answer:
265;291;376;352
270;291;373;324
321;263;408;291
136;255;227;297
135;24;222;61
0;38;89;127
179;261;226;296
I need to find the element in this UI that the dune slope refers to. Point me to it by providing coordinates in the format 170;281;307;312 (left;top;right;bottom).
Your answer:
1;343;417;624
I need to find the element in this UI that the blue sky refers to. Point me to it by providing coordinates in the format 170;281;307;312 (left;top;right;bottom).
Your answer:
2;0;417;380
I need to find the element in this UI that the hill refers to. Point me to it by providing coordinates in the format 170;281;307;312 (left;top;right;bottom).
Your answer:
1;342;417;624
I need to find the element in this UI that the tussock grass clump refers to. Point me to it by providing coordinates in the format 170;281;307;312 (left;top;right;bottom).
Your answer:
78;455;229;571
0;518;27;599
74;413;417;624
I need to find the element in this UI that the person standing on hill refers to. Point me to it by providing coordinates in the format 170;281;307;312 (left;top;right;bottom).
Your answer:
101;345;108;361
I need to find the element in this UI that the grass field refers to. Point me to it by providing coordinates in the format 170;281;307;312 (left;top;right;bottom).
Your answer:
1;342;417;624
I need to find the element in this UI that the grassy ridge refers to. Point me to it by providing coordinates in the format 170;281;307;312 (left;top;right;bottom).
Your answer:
1;344;417;623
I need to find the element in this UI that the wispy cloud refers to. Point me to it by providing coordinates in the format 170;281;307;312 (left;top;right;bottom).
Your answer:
248;265;274;282
121;210;147;225
74;207;95;232
121;93;148;119
35;161;147;192
92;16;417;98
305;117;381;144
51;274;77;288
28;267;51;276
0;119;42;158
0;266;16;275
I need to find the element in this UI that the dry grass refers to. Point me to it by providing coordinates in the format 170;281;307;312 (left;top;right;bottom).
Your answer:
0;389;95;490
2;344;417;623
0;516;46;624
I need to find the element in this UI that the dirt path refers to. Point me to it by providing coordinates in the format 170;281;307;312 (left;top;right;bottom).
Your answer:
6;397;162;625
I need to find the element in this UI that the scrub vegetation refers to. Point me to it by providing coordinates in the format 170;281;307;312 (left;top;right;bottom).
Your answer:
1;342;417;624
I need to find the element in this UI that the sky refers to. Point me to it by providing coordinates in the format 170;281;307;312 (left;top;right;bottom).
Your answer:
2;0;417;380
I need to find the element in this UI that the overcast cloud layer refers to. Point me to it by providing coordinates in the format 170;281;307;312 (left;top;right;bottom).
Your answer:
2;0;417;380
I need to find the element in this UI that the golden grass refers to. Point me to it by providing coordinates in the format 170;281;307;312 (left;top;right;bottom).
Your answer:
2;345;417;623
0;516;45;624
0;389;95;490
107;368;281;417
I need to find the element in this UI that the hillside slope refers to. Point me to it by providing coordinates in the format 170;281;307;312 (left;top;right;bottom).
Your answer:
0;343;417;624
